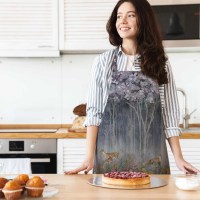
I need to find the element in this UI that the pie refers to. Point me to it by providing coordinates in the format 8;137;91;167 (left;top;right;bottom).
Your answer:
102;171;150;186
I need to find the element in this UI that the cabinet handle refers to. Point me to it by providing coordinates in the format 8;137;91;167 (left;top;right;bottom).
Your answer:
38;45;53;48
30;158;50;163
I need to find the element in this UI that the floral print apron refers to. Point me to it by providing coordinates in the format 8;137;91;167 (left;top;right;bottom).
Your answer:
93;49;170;174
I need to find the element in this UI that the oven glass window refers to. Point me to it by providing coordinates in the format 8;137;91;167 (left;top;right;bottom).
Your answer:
152;4;200;40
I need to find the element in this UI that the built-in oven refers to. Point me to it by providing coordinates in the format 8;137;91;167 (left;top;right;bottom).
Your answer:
0;139;57;174
149;0;200;48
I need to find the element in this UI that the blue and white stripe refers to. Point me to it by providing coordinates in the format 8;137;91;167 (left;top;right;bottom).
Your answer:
85;47;181;138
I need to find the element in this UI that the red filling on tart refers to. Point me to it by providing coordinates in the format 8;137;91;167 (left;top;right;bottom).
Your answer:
104;171;149;179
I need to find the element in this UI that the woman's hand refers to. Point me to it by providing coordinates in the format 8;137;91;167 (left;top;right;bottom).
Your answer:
167;137;200;174
65;126;98;175
175;157;200;174
64;157;94;175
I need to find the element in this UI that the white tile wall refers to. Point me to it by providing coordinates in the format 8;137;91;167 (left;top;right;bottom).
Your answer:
61;54;96;123
168;52;200;123
0;58;62;123
0;52;199;124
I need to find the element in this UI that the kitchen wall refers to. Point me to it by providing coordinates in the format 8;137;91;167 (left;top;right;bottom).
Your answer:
168;52;200;124
0;51;200;124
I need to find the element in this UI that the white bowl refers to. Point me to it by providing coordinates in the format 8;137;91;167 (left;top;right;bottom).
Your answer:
173;174;200;191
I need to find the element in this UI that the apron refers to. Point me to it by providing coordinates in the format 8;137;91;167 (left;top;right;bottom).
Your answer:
93;49;170;174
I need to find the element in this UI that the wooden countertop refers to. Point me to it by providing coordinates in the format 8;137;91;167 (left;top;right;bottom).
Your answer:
180;133;200;139
6;174;198;200
0;128;200;139
0;124;200;139
0;128;86;139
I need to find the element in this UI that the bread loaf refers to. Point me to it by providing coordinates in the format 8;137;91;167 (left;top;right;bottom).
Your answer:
71;116;86;130
73;104;86;116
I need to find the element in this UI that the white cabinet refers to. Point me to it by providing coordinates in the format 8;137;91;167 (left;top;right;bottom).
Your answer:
0;0;59;57
59;0;116;52
57;139;200;175
57;139;90;174
167;139;200;174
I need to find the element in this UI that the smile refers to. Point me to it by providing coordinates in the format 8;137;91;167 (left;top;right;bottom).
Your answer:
120;27;131;31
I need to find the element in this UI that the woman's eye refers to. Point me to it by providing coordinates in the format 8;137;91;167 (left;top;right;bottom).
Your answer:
117;15;122;19
128;14;135;18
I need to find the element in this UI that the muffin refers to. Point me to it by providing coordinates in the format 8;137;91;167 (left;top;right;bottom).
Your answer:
2;180;22;200
25;176;45;197
13;174;29;194
14;174;29;186
0;177;8;198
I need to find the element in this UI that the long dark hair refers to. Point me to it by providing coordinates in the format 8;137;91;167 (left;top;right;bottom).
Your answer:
106;0;168;85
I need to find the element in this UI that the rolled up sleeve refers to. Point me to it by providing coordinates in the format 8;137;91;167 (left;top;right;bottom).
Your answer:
84;56;103;127
163;61;182;138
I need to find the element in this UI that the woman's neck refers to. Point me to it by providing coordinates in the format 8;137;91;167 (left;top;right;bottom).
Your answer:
121;39;137;55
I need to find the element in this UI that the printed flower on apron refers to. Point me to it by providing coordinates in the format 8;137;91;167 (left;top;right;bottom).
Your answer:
109;71;160;103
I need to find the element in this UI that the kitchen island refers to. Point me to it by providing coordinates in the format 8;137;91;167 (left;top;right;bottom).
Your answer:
12;174;199;200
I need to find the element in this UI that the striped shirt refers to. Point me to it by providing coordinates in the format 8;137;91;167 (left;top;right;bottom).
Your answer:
85;47;181;138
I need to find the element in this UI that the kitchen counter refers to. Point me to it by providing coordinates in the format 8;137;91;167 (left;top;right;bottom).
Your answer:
0;128;200;139
4;174;198;200
0;123;200;138
0;128;86;139
180;133;200;139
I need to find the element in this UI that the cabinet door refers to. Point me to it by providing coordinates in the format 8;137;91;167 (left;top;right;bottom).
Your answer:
59;0;116;52
167;139;200;174
57;139;90;174
0;0;59;57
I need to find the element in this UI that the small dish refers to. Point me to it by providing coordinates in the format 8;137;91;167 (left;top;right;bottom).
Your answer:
173;174;200;190
43;186;59;198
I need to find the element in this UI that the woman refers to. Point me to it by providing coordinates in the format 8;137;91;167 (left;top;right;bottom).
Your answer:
66;0;199;174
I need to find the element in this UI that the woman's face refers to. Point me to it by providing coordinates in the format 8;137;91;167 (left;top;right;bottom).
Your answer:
116;2;138;40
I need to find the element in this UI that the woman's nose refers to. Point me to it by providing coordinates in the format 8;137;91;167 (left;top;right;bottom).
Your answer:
121;17;127;24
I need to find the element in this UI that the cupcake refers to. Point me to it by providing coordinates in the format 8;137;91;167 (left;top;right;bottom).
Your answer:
2;180;22;200
13;174;29;194
0;177;8;198
25;176;45;197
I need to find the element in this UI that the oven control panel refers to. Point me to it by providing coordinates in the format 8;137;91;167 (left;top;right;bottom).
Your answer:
0;139;56;154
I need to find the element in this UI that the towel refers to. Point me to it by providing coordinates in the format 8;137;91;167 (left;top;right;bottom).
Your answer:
0;158;32;174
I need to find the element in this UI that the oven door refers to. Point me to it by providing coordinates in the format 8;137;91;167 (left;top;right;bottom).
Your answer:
0;154;57;174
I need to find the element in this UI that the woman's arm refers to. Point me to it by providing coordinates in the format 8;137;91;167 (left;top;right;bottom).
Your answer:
164;61;199;174
65;126;98;174
167;136;199;174
162;61;180;138
65;55;104;175
86;126;98;161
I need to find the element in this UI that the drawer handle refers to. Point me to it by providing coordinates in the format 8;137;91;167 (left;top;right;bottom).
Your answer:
30;158;50;163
